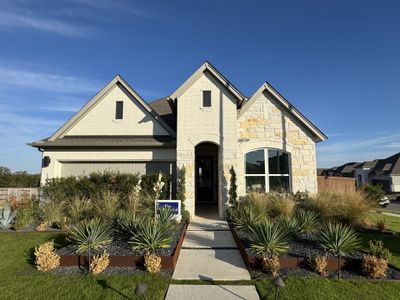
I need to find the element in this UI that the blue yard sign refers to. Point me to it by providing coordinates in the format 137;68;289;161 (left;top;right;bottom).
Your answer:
155;200;181;220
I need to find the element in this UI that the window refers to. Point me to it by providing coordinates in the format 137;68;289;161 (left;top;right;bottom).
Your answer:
245;149;290;192
202;90;211;107
115;101;123;119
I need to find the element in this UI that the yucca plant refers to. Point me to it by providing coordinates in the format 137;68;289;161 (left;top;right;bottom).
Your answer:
156;206;175;229
68;218;112;254
129;219;172;254
319;222;361;255
295;209;321;234
230;206;263;233
0;206;16;229
277;217;302;237
112;211;144;239
248;220;290;256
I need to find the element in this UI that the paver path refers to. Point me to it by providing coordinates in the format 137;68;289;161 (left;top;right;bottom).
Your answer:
166;216;259;299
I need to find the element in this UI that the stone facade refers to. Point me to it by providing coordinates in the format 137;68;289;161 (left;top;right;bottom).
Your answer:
237;91;318;196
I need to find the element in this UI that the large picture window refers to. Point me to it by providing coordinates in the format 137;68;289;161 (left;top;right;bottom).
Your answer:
245;149;290;192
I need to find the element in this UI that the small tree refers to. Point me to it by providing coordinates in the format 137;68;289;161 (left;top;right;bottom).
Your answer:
360;184;385;204
229;166;238;207
177;166;186;210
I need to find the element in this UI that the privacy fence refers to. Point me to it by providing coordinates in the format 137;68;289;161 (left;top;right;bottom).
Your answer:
317;176;356;194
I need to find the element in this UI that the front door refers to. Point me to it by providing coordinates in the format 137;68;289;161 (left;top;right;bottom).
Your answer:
196;156;216;203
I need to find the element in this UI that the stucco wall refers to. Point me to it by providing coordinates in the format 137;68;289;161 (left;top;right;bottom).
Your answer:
176;71;238;218
41;149;176;185
65;84;170;136
237;90;318;196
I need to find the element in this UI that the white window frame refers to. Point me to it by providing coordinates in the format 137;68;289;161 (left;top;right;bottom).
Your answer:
244;148;291;192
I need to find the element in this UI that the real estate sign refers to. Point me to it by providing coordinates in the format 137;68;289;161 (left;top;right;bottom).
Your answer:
155;200;181;220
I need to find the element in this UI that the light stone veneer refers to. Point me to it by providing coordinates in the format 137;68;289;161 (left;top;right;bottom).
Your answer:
176;72;318;219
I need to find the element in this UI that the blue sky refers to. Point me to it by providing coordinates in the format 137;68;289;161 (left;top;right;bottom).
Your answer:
0;0;399;173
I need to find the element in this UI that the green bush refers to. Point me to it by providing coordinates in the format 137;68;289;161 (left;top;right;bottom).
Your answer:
68;218;112;254
67;196;91;224
177;166;186;211
248;220;290;256
319;222;360;255
368;240;391;261
129;219;172;254
181;210;190;223
360;184;385;204
229;166;238;207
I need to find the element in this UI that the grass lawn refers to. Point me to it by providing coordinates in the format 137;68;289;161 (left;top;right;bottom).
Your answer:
0;232;169;300
366;211;400;232
255;277;400;300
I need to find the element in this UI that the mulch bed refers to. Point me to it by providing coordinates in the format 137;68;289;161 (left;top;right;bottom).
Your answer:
57;222;185;257
231;224;400;280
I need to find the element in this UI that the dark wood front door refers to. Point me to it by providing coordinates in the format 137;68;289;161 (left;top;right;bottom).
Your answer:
196;156;216;203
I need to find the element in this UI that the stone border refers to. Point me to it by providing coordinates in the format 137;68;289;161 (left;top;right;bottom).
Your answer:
59;223;188;270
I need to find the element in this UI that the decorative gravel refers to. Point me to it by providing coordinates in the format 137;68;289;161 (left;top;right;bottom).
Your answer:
51;266;173;277
57;222;185;257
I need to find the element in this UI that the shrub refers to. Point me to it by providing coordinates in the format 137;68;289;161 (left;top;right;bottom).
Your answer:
156;206;175;229
67;196;91;225
300;191;370;226
362;255;388;279
229;166;238;207
35;222;48;232
277;217;302;237
319;222;360;255
295;209;320;233
248;220;290;256
359;184;385;204
68;218;112;254
376;219;387;232
177;166;186;211
14;203;33;230
0;206;16;229
34;241;60;271
266;192;295;219
42;200;65;228
261;255;280;276
181;210;190;223
242;192;269;217
112;211;144;239
144;254;162;273
230;206;263;233
368;240;391;261
90;252;110;274
129;219;172;254
94;190;120;221
308;255;328;276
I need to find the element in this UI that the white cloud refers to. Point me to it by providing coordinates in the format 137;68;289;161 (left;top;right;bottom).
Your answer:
0;11;90;37
0;66;101;94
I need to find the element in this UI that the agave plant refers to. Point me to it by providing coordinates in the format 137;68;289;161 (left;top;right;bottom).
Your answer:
295;209;321;234
112;211;144;239
0;206;16;229
230;206;263;233
248;220;290;256
319;222;360;255
129;219;172;254
277;217;302;237
68;218;112;254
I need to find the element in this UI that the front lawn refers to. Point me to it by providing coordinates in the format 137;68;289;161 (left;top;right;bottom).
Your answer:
367;211;400;232
255;277;400;300
0;232;169;300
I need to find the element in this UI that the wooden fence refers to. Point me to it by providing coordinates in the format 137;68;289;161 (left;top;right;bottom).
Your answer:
317;176;356;194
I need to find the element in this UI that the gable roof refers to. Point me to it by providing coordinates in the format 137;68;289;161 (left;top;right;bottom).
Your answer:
239;82;327;142
148;97;176;131
368;152;400;176
169;61;246;102
47;75;176;141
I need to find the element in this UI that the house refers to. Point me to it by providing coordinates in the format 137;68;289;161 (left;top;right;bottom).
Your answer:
354;153;400;192
320;162;360;178
29;62;327;218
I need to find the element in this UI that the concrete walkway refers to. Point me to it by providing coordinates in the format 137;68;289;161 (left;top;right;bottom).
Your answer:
166;215;259;300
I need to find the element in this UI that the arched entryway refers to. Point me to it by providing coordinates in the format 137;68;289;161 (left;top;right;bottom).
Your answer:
195;142;219;217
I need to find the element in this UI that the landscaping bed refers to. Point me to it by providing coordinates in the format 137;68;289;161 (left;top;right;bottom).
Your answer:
230;223;400;280
57;222;187;270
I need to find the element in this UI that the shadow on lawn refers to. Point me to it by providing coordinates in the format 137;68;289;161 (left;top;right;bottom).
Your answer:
97;279;132;299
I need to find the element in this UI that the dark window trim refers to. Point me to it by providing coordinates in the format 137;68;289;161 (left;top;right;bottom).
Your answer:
115;101;123;119
202;90;212;107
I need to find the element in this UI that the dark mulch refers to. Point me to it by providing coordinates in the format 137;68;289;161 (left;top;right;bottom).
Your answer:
51;266;173;277
57;223;185;257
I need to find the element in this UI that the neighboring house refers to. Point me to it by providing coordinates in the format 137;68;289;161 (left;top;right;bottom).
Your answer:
324;152;400;193
29;61;327;218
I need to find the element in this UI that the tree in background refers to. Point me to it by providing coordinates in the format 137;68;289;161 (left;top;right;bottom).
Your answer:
360;183;385;204
0;166;40;187
229;166;238;207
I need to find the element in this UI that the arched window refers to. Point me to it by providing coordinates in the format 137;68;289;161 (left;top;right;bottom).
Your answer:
245;149;290;192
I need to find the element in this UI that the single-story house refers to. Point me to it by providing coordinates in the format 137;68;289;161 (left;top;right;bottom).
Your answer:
29;61;327;218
